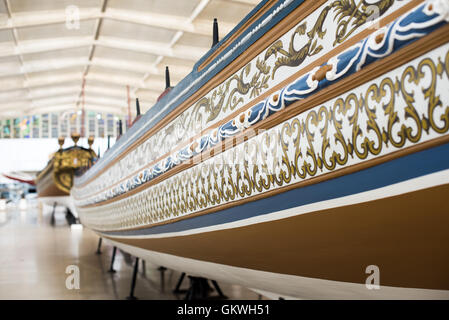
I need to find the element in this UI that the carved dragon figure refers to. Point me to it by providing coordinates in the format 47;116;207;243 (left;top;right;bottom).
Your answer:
265;5;332;79
333;0;396;45
265;0;395;78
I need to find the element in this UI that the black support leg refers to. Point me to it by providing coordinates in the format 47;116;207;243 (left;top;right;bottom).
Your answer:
65;207;77;225
183;277;227;300
126;257;139;300
211;280;227;299
108;246;117;273
96;237;102;254
141;260;146;277
173;272;186;294
184;277;213;300
158;266;167;292
50;202;57;226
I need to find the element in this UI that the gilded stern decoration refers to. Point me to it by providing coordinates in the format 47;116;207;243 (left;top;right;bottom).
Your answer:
36;134;97;197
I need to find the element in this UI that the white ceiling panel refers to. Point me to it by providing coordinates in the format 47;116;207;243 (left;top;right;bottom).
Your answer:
93;45;158;64
176;31;214;48
16;20;97;41
197;0;254;23
9;0;103;13
107;0;202;18
100;19;176;43
88;64;145;80
0;0;257;117
0;29;14;42
21;46;91;62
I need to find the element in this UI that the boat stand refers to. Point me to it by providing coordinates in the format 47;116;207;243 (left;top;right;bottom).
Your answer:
184;276;227;300
108;246;117;273
126;257;139;300
50;202;57;226
158;266;166;291
173;272;187;294
65;207;77;225
141;260;146;277
96;238;102;254
211;280;227;299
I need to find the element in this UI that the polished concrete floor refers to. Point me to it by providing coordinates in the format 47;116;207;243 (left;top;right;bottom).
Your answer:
0;200;264;300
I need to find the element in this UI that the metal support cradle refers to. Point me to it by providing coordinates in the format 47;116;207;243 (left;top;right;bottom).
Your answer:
96;238;102;254
184;276;227;300
173;272;187;294
126;257;139;300
108;246;117;273
50;202;57;226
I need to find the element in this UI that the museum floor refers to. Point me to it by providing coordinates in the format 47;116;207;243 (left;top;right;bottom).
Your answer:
0;200;264;300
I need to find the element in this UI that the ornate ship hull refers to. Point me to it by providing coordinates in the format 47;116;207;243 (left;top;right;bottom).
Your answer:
72;0;449;299
36;135;96;214
35;162;76;216
36;161;70;198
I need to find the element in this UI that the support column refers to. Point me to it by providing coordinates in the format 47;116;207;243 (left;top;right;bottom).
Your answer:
50;202;57;226
96;238;102;255
126;257;139;300
173;272;186;294
108;246;117;273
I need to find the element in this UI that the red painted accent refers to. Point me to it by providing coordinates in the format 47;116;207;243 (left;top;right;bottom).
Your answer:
131;115;142;126
157;87;172;102
2;174;35;186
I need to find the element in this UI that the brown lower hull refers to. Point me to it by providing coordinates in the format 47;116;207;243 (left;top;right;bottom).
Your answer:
105;183;449;291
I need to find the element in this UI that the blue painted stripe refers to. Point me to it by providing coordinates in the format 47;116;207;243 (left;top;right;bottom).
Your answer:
103;141;449;237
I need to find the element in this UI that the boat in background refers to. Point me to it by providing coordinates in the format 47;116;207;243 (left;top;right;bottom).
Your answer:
36;133;97;217
2;171;35;186
72;0;449;299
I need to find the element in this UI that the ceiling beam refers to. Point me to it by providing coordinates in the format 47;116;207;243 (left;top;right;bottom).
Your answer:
0;8;100;30
0;0;255;119
0;86;159;104
0;70;177;92
2;0;33;111
104;8;235;36
0;58;188;85
0;84;162;104
0;79;79;93
0;37;93;58
133;0;211;101
75;0;107;110
0;8;236;36
0;36;208;61
99;36;207;61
